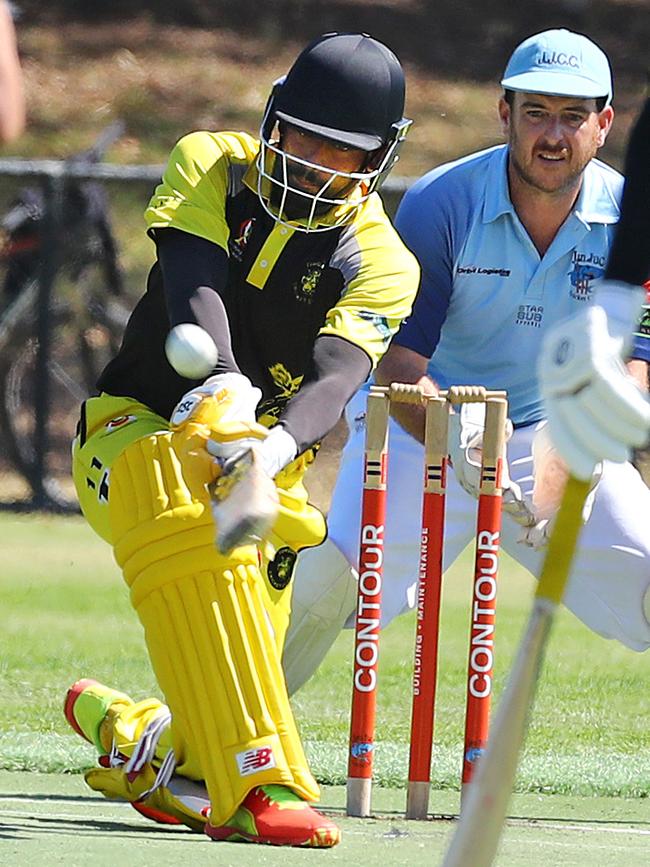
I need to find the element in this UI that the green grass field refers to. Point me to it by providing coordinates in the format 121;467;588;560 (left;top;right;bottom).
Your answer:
1;513;649;864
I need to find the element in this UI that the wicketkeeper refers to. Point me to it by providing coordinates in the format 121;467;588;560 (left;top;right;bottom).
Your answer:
65;32;419;847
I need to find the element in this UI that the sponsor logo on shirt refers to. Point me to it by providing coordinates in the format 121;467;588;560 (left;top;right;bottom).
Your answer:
257;363;303;422
104;414;136;431
358;311;392;346
457;265;512;277
569;251;605;300
516;304;543;327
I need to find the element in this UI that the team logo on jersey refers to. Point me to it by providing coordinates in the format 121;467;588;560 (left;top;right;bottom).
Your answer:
358;311;392;346
267;546;297;590
293;262;324;303
229;218;255;261
569;251;605;300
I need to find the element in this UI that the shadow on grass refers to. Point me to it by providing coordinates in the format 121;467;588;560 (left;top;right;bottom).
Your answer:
0;792;98;804
0;812;197;838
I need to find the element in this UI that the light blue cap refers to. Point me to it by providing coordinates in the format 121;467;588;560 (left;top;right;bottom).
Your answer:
501;29;612;105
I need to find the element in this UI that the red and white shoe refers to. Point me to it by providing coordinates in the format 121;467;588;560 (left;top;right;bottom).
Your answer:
205;784;340;847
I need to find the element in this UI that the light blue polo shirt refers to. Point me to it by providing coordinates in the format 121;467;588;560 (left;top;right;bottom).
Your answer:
394;145;646;426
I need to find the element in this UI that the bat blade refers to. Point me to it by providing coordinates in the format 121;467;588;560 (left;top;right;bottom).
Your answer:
441;603;552;866
440;475;591;867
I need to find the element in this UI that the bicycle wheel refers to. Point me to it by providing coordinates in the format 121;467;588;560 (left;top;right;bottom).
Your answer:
0;278;129;508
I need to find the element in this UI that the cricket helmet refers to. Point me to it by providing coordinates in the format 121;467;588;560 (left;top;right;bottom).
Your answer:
257;32;412;232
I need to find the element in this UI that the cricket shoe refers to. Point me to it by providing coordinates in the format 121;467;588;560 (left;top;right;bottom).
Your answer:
64;678;209;831
205;784;341;847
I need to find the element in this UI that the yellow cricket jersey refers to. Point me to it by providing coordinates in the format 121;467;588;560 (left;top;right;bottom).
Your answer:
100;130;419;424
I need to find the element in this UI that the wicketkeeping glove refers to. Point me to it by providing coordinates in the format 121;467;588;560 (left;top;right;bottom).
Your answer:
539;282;650;481
517;423;601;549
448;402;535;528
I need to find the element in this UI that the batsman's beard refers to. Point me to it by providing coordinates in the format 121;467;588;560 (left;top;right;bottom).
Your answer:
269;155;360;221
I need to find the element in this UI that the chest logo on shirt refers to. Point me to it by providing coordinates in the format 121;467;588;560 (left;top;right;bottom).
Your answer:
457;264;512;277
293;262;324;303
104;414;136;432
229;218;255;261
569;251;605;301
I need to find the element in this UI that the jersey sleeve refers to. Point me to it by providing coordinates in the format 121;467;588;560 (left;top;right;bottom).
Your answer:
317;200;420;368
144;131;258;252
390;174;455;357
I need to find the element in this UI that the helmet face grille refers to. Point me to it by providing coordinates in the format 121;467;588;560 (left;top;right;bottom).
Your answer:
256;139;371;232
256;118;411;233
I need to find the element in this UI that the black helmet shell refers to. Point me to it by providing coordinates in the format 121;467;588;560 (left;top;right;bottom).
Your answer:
274;32;406;152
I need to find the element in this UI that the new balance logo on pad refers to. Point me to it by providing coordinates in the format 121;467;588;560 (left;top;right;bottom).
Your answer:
237;746;276;776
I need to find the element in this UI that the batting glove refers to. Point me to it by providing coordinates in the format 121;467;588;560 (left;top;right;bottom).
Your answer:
539;283;650;481
170;373;293;553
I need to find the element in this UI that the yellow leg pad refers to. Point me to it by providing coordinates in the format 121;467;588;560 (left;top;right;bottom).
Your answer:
109;433;319;826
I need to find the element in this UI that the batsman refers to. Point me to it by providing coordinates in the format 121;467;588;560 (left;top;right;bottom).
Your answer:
64;32;419;847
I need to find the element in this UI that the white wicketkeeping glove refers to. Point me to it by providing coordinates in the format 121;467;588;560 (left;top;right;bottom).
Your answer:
448;402;535;528
539;282;650;481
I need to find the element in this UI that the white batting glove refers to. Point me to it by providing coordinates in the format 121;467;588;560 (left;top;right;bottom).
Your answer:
448;403;535;527
190;372;263;460
539;283;650;481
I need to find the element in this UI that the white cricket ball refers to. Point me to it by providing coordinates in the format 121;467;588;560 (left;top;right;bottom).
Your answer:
165;323;219;379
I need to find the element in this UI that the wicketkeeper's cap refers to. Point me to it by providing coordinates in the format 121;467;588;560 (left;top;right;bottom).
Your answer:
501;29;613;105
